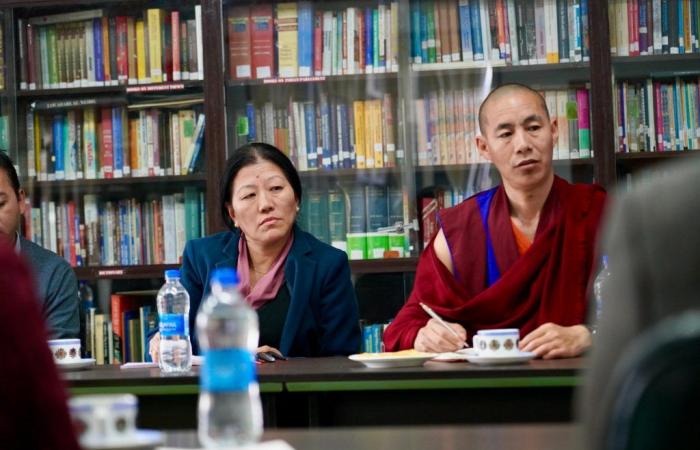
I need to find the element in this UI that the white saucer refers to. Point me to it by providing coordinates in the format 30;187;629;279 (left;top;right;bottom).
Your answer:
81;429;163;450
349;353;436;368
465;351;536;365
57;358;96;370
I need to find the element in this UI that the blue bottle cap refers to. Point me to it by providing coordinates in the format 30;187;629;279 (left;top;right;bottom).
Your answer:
211;268;239;286
602;255;609;268
165;269;181;279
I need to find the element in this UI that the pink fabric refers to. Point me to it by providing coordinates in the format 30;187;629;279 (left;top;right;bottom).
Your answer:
237;234;294;309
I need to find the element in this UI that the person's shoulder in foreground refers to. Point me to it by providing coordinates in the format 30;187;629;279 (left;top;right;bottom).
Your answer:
0;241;80;450
579;158;700;450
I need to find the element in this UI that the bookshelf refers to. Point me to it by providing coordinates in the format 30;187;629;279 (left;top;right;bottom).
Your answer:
607;0;700;184
4;1;212;276
1;0;697;358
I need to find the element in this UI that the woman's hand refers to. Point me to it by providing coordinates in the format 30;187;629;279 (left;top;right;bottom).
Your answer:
148;332;161;363
414;318;467;353
255;345;284;359
519;323;591;359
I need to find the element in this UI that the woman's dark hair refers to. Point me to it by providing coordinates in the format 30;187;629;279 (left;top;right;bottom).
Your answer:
219;142;302;231
0;151;21;198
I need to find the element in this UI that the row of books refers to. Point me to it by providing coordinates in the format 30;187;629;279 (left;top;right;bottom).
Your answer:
17;6;204;91
232;93;398;171
24;100;204;181
415;86;592;166
615;77;700;153
300;185;408;260
609;0;700;56
83;293;158;364
227;1;399;80
22;188;205;267
410;0;590;66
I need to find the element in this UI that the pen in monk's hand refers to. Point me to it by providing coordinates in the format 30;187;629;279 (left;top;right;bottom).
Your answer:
419;302;470;348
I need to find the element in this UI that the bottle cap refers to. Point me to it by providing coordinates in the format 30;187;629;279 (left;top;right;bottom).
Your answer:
602;255;609;268
165;269;181;279
211;268;239;286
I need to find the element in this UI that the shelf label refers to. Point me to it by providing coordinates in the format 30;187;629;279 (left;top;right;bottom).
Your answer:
97;269;125;276
262;76;326;84
126;83;186;93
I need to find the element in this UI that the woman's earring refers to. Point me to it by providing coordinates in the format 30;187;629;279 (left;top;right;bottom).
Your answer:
296;205;300;212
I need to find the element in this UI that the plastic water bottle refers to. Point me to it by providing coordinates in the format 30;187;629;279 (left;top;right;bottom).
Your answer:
196;268;262;448
591;255;610;330
157;269;192;373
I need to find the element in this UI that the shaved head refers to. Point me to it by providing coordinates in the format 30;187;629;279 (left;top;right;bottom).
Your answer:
478;84;550;135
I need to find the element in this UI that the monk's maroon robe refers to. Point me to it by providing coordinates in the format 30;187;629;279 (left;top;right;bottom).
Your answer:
383;176;607;351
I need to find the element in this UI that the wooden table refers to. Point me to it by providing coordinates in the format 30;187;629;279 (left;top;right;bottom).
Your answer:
62;357;585;428
162;424;583;450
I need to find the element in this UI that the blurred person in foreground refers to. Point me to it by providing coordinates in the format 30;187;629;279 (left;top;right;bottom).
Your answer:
0;239;80;450
0;151;79;338
580;159;700;449
150;142;360;360
383;83;607;358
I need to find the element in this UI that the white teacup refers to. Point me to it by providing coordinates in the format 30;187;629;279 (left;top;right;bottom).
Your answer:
69;394;138;446
48;338;81;363
472;329;520;357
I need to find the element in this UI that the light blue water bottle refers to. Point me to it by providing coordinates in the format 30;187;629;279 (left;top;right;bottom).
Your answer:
196;268;262;447
157;269;192;372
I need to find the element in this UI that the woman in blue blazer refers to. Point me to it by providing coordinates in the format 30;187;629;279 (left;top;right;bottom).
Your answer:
153;143;360;358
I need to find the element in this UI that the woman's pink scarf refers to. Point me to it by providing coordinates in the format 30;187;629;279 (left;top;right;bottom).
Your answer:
237;234;293;309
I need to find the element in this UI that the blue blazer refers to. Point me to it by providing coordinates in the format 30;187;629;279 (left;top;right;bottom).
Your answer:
181;225;360;357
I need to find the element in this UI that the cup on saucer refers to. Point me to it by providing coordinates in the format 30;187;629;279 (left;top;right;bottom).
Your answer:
69;394;139;447
472;328;521;357
48;338;81;364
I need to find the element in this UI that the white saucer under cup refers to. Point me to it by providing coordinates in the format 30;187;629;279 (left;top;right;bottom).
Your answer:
465;351;536;366
58;358;96;370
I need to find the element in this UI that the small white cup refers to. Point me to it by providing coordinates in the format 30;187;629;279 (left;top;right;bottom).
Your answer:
69;394;138;446
473;329;520;357
48;339;81;363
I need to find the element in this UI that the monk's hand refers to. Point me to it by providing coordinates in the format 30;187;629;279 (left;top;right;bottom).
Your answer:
519;323;591;359
414;319;467;353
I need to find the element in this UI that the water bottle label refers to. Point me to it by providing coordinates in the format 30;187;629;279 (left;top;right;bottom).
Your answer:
159;314;188;337
201;349;256;392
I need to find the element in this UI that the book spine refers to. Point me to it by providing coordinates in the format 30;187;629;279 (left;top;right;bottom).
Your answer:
147;9;163;82
26;112;36;178
577;88;591;158
112;107;123;178
313;11;323;75
470;0;485;60
108;17;118;85
298;1;313;76
100;107;114;178
556;0;570;62
93;18;104;84
195;5;204;80
228;6;252;79
251;4;274;79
